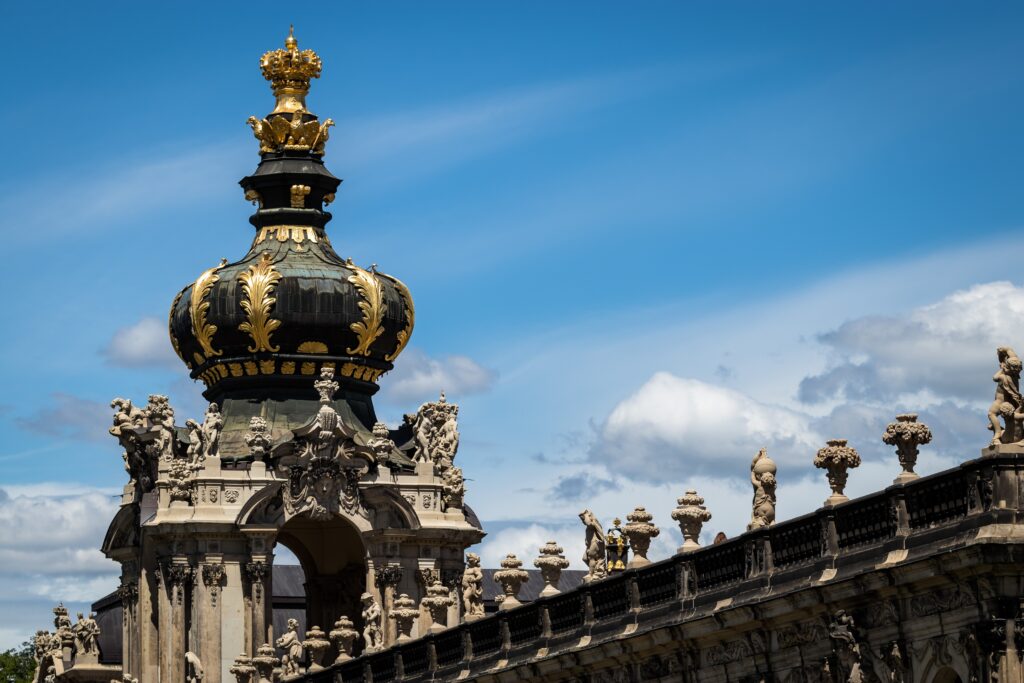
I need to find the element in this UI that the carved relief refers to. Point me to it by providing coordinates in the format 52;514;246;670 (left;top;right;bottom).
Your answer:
190;262;225;359
910;586;976;617
202;563;225;607
346;264;385;356
779;620;828;648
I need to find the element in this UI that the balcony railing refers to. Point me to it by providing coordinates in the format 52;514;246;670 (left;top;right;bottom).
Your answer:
300;451;1017;682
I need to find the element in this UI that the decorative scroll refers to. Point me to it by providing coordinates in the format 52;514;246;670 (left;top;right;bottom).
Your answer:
346;265;385;356
379;272;415;362
190;262;225;359
238;253;282;353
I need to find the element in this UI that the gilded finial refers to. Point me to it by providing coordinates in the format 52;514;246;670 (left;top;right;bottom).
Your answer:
247;27;334;156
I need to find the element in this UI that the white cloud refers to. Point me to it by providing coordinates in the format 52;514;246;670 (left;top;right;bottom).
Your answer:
103;316;180;368
590;372;822;481
800;281;1024;404
0;487;121;648
382;348;497;404
476;523;587;571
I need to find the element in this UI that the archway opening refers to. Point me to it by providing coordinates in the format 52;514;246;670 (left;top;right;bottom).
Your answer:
932;668;963;683
274;514;367;656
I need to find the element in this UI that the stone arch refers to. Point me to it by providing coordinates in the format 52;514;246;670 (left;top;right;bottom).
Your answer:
931;668;963;683
362;485;420;530
236;481;374;533
101;504;140;555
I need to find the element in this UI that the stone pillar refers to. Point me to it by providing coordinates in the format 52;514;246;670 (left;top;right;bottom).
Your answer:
244;559;270;658
199;559;225;683
159;560;191;683
139;561;160;683
116;561;140;679
373;563;403;646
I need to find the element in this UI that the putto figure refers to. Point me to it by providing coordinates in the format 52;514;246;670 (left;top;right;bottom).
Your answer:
200;402;222;457
748;447;777;530
462;553;485;620
988;346;1023;445
361;592;383;654
579;509;607;583
275;618;303;676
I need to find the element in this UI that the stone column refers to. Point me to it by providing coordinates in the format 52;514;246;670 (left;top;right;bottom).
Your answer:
374;563;403;646
139;561;160;682
160;560;191;683
116;561;140;679
199;559;225;683
244;559;270;658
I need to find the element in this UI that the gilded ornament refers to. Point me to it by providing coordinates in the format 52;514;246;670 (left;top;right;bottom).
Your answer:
281;361;296;375
290;185;311;208
346;265;385;356
260;26;322;114
244;361;259;375
168;289;189;367
253;225;328;248
323;192;335;206
379;272;415;362
228;363;243;377
190;262;225;359
238;253;283;353
244;189;261;206
297;341;329;354
260;360;275;374
301;362;316;375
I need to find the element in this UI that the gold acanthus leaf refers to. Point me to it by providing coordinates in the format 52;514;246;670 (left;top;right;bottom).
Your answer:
379;273;415;362
169;288;189;368
346;265;385;356
190;263;225;360
238;253;283;353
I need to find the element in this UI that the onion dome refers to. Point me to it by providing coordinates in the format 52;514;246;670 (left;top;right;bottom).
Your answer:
168;28;414;424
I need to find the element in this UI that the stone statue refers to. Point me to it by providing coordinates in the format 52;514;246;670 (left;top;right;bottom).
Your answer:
988;346;1023;445
442;466;465;510
110;398;151;494
879;641;904;683
579;509;607;583
360;592;383;653
72;611;99;656
672;490;712;551
33;630;50;662
534;541;569;597
244;416;272;462
185;650;205;682
275;618;303;676
185;419;205;465
201;402;222;457
144;394;176;461
828;609;864;683
409;393;460;470
748;448;777;530
462;553;485;620
814;439;861;506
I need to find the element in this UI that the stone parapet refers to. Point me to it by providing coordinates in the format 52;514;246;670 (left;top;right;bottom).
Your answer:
295;451;1024;682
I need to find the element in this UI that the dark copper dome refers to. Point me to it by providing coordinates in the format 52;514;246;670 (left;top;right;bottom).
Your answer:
168;31;413;411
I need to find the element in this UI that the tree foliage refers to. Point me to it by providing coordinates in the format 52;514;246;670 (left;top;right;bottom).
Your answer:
0;641;36;683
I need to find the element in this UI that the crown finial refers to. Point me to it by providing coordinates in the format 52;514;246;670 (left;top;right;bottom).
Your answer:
259;26;323;115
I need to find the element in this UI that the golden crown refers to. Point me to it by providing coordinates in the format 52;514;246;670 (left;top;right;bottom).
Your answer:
260;26;322;114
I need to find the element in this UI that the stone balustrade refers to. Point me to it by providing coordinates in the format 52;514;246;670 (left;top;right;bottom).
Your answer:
295;450;1024;682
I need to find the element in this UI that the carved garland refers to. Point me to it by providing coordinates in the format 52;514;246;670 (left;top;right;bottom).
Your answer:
379;272;415;361
238;253;283;353
191;262;225;359
346;265;385;356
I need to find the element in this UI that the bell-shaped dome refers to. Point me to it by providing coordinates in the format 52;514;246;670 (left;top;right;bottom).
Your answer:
168;29;414;409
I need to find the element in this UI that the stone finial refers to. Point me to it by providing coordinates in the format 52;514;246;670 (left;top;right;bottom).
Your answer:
814;439;861;505
493;554;530;611
314;367;339;404
244;417;272;462
328;616;358;664
533;541;570;598
987;346;1023;446
748;447;777;530
671;490;712;552
229;653;256;683
623;507;660;568
462;553;485;621
303;625;330;672
883;413;932;483
251;643;279;683
389;594;419;642
420;581;454;634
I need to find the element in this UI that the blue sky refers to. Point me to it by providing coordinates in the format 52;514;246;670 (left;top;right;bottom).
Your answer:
1;1;1023;649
